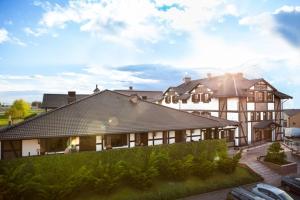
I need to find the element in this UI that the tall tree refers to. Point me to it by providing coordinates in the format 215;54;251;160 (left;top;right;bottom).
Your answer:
5;99;31;121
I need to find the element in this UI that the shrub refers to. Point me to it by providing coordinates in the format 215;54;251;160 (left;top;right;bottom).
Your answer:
264;142;287;165
192;154;215;179
217;151;242;174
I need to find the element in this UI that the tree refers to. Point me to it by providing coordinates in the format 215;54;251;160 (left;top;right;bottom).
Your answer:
5;99;31;121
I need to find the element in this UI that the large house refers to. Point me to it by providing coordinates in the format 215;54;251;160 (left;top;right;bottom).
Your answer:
160;73;292;146
0;90;237;160
283;109;300;137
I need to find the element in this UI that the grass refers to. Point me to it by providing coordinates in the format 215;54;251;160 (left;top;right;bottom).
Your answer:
0;109;44;127
74;165;262;200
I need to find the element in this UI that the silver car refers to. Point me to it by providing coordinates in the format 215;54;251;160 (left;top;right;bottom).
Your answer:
252;183;294;200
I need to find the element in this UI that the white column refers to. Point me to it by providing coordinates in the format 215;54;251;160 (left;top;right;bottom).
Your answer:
130;133;135;147
96;136;102;151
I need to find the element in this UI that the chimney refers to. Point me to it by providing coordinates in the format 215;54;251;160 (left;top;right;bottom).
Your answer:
129;94;139;104
93;84;100;93
207;73;212;79
129;86;133;90
183;76;191;84
67;91;76;104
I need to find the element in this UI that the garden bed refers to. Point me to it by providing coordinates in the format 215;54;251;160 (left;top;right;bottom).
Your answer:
258;155;297;175
0;140;261;200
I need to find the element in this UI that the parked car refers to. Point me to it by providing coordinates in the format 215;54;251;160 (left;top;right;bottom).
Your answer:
252;183;294;200
227;187;265;200
282;176;300;194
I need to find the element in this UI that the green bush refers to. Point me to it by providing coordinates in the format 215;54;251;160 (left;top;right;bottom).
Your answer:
0;140;230;199
192;154;215;179
264;142;287;165
217;151;242;174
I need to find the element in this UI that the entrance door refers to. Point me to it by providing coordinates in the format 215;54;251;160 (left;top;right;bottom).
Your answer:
263;130;272;141
175;130;184;143
1;140;22;160
80;136;96;151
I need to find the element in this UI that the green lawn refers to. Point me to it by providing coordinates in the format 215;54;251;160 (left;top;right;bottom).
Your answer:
74;165;262;200
0;109;44;127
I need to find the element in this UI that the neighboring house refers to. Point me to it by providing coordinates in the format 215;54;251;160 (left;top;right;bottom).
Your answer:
283;109;300;138
0;90;238;160
115;86;163;103
41;85;163;110
160;73;292;146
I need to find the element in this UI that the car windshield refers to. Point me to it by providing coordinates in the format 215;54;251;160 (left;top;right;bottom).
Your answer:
278;192;294;200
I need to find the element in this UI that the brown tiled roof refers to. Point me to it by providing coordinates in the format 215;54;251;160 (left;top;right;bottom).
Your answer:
253;120;281;129
114;90;163;102
283;109;300;117
0;90;237;140
167;74;291;99
41;94;90;109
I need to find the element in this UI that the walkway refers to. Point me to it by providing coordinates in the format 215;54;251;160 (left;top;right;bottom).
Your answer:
240;142;282;186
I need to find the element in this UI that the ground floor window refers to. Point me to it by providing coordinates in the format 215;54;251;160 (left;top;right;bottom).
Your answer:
1;140;22;160
221;130;235;142
111;134;128;147
41;137;68;153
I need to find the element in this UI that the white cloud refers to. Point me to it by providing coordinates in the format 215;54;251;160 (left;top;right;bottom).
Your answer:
0;28;26;46
0;65;159;96
0;28;9;43
274;5;300;14
37;0;238;47
24;27;48;37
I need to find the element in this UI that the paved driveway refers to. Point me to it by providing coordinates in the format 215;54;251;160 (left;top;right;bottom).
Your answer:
181;143;300;200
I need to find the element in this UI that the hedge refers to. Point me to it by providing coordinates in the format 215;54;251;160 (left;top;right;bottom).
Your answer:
0;139;240;200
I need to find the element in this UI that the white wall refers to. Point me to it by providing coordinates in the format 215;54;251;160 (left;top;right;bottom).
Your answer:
161;101;180;109
227;113;239;121
211;112;219;117
22;139;40;157
191;129;201;141
186;130;191;142
248;122;252;144
227;98;239;111
247;103;255;111
235;128;239;146
130;133;135;148
268;103;274;110
96;136;102;151
169;131;175;144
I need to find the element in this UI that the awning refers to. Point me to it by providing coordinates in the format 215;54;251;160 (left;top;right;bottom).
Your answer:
253;120;281;129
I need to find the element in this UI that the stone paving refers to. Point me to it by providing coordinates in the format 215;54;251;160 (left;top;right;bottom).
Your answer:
182;142;300;200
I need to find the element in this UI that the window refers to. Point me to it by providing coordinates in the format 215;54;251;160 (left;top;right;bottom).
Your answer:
111;134;128;147
44;138;68;152
192;94;200;103
142;96;147;100
263;112;267;120
165;96;171;104
182;99;187;104
267;92;273;102
268;112;273;120
203;93;211;103
256;112;261;121
248;91;254;102
255;92;264;102
172;96;178;103
250;112;255;121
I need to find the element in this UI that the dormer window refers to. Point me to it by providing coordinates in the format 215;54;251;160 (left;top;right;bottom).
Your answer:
255;92;264;102
192;94;200;103
172;96;178;103
165;96;171;104
203;93;211;103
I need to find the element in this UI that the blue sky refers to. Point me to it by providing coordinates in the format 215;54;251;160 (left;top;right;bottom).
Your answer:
0;0;299;108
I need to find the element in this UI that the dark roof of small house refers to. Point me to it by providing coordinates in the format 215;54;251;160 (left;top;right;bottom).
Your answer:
253;120;281;129
114;90;163;102
0;90;238;140
166;74;292;99
41;94;90;109
283;109;300;117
